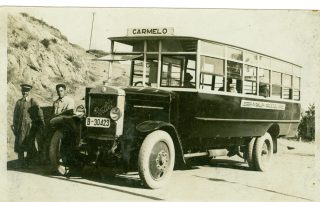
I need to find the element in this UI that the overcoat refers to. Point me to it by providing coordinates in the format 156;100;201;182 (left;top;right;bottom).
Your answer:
13;97;44;153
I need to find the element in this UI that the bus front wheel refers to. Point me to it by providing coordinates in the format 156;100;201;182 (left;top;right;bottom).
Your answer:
253;132;273;171
49;130;73;176
138;130;175;189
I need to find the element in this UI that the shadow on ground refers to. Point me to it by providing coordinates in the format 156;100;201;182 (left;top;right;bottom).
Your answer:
7;159;144;188
193;175;312;201
7;157;245;190
206;158;251;171
7;158;255;200
7;159;166;200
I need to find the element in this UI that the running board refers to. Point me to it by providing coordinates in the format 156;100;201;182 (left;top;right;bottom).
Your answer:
184;149;228;158
184;152;208;158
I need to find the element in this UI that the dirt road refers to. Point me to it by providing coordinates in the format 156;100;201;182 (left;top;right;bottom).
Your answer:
6;139;315;201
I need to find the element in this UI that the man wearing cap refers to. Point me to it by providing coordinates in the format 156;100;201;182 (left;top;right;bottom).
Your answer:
13;84;45;168
53;84;75;116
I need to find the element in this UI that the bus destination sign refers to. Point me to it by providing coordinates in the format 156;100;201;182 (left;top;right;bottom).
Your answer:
241;100;285;110
127;27;174;36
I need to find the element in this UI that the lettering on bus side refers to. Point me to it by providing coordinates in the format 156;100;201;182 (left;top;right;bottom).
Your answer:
128;27;173;36
241;100;285;110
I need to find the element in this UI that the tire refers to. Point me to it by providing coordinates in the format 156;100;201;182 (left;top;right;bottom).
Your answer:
49;130;72;176
253;132;273;171
138;130;175;189
247;137;256;170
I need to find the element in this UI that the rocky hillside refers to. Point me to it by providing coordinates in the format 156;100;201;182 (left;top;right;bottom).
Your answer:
7;13;127;160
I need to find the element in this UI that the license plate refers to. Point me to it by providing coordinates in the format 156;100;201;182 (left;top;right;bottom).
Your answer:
86;117;110;128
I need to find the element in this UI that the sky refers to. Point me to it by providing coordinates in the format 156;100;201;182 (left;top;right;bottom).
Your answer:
6;7;320;109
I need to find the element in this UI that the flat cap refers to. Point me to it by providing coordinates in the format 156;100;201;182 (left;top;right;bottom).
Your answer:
20;84;32;91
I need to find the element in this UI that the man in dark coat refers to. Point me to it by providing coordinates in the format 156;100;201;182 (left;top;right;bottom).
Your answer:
13;84;45;168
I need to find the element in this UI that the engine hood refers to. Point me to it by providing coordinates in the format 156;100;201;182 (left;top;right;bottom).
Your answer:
123;86;176;103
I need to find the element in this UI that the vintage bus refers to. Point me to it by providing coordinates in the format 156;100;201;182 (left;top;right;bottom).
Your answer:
49;27;301;189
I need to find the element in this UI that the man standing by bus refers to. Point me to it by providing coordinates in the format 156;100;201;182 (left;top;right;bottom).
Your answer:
13;84;45;168
53;84;74;116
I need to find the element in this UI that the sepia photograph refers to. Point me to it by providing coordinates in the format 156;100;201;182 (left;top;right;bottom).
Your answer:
2;4;319;201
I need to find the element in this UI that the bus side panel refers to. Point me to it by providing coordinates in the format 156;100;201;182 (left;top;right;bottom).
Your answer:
176;92;300;140
195;93;300;121
193;120;272;138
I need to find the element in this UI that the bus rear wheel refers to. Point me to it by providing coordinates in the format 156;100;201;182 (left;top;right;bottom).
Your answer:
138;130;175;189
246;137;256;170
253;132;273;171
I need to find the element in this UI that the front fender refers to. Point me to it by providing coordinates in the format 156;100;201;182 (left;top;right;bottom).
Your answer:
50;115;80;132
136;120;175;133
136;121;187;169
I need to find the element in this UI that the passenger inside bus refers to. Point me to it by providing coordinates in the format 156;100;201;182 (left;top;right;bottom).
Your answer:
184;73;195;88
229;83;238;93
259;84;270;97
224;78;240;93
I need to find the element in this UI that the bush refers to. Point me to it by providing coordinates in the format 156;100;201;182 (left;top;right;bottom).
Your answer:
51;38;57;44
40;38;50;48
87;49;108;57
29;15;48;27
13;41;28;50
61;34;68;41
66;55;74;63
20;12;29;17
298;104;315;141
28;35;37;41
72;61;82;69
19;41;28;50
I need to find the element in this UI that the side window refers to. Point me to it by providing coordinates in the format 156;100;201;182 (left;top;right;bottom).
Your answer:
184;57;196;88
282;74;292;99
227;61;242;93
243;65;257;95
131;55;159;87
161;56;182;87
271;71;281;98
147;58;159;87
259;69;270;97
293;76;300;101
132;59;144;85
161;55;196;88
199;56;224;91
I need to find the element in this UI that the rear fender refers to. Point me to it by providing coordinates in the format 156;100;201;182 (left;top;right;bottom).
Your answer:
136;121;187;169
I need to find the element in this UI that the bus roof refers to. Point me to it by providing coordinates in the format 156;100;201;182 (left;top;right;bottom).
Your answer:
109;35;302;68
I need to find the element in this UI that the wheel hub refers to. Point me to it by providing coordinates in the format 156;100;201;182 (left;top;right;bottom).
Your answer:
261;142;269;156
149;141;170;180
156;150;168;171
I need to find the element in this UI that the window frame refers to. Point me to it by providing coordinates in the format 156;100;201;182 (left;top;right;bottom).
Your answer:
199;55;225;91
110;38;301;102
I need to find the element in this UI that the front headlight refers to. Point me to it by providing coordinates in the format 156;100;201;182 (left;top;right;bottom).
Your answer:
75;105;86;116
110;107;121;121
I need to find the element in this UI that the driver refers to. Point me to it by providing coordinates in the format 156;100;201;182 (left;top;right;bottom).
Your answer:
53;84;74;116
